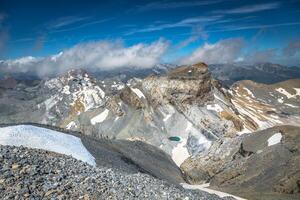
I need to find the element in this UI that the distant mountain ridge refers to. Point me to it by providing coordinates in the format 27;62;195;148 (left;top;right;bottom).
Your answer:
1;62;299;87
209;62;300;86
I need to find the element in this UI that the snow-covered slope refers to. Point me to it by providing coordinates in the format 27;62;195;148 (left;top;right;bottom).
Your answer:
0;125;96;166
229;79;300;131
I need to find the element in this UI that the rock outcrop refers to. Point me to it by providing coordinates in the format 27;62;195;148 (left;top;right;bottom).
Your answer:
181;125;300;200
142;62;213;106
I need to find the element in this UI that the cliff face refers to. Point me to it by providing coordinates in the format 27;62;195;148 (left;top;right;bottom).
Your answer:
142;62;213;106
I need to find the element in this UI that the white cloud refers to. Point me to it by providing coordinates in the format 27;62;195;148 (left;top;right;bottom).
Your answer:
180;38;244;64
136;0;222;11
214;2;280;14
48;16;91;30
126;16;222;35
0;39;169;77
176;26;208;49
179;37;300;66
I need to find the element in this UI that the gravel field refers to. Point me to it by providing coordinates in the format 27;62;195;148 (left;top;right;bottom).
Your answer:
0;145;234;200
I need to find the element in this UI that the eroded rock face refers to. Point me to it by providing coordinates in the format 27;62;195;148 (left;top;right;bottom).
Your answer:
120;86;145;109
142;63;214;107
181;125;300;200
105;96;124;116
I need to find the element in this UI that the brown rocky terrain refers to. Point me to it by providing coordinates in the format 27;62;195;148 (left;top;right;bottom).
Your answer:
142;62;214;107
181;125;300;200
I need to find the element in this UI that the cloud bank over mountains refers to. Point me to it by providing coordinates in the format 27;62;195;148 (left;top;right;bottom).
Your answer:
1;37;300;78
180;38;245;65
0;39;169;77
180;38;300;66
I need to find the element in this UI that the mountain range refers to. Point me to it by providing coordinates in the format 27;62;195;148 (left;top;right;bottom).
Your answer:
0;62;299;200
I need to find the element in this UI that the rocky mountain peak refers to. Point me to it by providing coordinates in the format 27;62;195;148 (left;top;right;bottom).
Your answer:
142;62;213;106
168;62;209;80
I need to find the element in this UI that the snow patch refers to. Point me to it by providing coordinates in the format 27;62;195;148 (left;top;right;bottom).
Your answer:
276;88;300;99
91;109;109;125
285;103;299;108
243;87;255;98
0;125;96;166
206;104;223;112
185;121;212;152
236;127;251;135
181;183;246;200
267;132;282;146
131;88;146;99
171;138;190;166
66;121;76;129
277;97;284;103
163;113;172;122
62;85;70;95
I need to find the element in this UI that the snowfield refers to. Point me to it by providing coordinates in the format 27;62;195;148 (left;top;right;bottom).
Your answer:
206;104;223;113
181;183;246;200
131;88;146;99
0;125;96;166
267;132;282;146
171;138;190;167
91;109;109;125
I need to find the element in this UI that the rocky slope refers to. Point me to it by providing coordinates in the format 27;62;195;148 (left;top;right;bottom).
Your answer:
0;63;299;167
0;145;233;200
181;125;300;200
0;124;184;185
228;79;300;131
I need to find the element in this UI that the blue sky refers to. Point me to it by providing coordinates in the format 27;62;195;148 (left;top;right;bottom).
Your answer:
0;0;300;73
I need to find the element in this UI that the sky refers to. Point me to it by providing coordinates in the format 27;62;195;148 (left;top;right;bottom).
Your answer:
0;0;300;77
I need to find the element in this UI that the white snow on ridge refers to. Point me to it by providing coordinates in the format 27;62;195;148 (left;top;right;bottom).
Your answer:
0;125;96;166
163;114;172;122
243;87;255;98
66;121;76;129
267;133;282;146
276;88;300;99
285;103;299;108
181;183;246;200
91;109;109;125
295;88;300;96
206;104;223;112
131;88;146;99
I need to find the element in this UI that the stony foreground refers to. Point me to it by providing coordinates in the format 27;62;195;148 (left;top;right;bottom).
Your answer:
0;145;233;200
